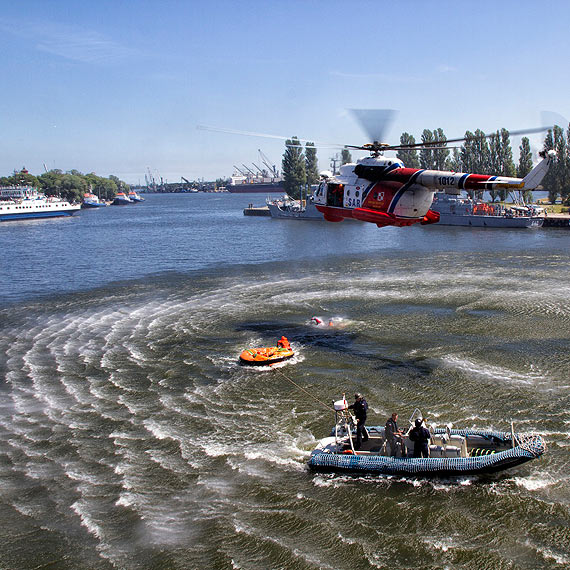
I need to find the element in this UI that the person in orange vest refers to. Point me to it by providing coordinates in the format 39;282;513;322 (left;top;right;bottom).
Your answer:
277;336;291;350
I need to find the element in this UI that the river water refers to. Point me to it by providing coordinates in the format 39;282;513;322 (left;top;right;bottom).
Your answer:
1;193;569;569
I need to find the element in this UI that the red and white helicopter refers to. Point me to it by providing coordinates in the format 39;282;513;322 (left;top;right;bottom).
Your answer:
199;111;555;228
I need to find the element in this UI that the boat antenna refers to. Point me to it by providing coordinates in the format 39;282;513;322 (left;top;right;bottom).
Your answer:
272;367;334;411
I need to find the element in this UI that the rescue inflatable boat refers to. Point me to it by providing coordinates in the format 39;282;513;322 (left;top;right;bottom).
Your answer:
239;336;294;366
308;398;546;477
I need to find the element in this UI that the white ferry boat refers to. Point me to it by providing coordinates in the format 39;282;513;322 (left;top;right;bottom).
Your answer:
0;186;81;222
431;194;544;228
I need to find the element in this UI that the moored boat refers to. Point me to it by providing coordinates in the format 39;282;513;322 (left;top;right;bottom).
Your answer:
112;192;132;205
430;194;545;228
239;336;294;366
82;192;107;208
128;190;145;202
0;186;81;221
308;398;546;477
266;194;322;220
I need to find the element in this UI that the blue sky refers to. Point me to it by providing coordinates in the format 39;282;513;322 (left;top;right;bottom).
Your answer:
1;0;569;184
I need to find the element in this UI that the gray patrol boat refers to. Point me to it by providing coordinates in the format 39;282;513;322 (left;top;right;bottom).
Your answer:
430;194;545;228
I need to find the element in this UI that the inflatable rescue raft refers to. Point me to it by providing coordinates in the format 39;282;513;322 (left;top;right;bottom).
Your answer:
239;336;294;366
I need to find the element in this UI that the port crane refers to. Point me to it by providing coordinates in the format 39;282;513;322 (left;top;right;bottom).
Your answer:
258;149;279;178
233;165;248;177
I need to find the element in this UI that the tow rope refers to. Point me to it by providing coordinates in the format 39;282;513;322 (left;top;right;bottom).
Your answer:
272;367;333;411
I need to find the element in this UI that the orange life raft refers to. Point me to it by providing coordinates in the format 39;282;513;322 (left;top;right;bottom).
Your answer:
239;336;294;366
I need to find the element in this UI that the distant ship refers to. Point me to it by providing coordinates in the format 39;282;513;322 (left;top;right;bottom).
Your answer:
227;177;285;194
227;154;284;193
431;194;545;228
0;186;80;221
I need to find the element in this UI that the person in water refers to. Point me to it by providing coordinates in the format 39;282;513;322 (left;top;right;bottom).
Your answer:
348;393;368;449
408;418;430;458
385;412;404;456
277;336;291;350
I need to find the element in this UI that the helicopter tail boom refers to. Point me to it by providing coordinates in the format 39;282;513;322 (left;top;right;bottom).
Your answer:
397;149;555;194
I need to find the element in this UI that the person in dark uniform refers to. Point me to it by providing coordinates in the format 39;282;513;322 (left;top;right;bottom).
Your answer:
348;393;368;449
408;418;430;458
385;412;404;456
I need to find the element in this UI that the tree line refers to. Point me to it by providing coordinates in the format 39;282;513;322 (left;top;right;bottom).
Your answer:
281;124;570;204
0;169;130;203
281;138;319;199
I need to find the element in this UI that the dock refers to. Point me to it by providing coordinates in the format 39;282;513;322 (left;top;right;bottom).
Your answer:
243;204;270;217
543;214;570;228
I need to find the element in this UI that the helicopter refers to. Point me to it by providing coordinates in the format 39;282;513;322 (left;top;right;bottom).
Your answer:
199;111;556;228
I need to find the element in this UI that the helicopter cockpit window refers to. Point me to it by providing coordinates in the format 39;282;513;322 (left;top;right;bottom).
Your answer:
327;183;344;208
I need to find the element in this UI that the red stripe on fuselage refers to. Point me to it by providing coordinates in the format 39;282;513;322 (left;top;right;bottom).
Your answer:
460;174;494;189
379;168;495;190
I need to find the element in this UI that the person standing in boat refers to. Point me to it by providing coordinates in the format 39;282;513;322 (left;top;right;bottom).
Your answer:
385;412;404;456
348;393;368;449
408;418;430;458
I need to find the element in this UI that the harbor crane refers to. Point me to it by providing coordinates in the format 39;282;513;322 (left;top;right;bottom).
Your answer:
241;164;256;176
252;163;266;176
233;165;248;176
258;149;279;178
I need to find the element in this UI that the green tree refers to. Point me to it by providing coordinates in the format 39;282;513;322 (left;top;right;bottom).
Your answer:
5;169;40;188
35;170;125;202
448;148;462;172
487;131;500;202
517;137;534;203
542;126;567;203
419;129;436;170
305;142;319;186
432;128;449;171
517;137;533;178
60;173;88;202
85;173;117;200
471;129;491;175
487;129;515;201
282;137;306;199
341;148;352;165
500;129;516;177
460;130;476;174
460;130;490;198
396;132;420;168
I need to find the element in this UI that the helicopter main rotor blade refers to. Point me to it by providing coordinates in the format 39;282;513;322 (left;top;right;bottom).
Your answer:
423;126;552;147
388;145;460;151
349;109;397;144
196;124;343;148
387;126;553;151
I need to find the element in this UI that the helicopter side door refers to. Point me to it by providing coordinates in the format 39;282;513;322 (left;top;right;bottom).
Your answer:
327;183;344;208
